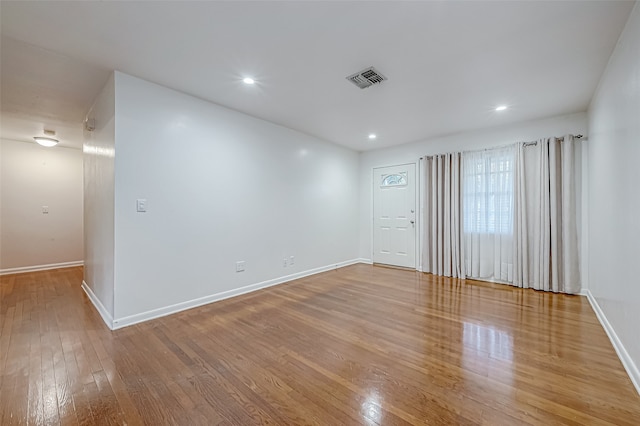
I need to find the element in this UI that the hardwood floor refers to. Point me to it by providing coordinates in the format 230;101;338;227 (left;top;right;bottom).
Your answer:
1;265;639;425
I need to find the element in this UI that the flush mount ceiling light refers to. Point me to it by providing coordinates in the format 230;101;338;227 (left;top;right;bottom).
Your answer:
34;130;59;147
495;105;508;111
368;133;377;140
34;137;59;147
243;77;255;85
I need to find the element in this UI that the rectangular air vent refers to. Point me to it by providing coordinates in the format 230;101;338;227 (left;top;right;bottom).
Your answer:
346;66;387;89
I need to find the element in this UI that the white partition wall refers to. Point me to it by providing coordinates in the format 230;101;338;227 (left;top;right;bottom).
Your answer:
83;71;360;328
82;74;116;322
587;3;640;391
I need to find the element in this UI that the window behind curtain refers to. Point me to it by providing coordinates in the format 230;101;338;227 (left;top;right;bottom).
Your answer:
462;147;515;235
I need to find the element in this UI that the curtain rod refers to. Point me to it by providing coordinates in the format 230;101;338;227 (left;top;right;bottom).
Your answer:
420;134;584;158
523;134;583;147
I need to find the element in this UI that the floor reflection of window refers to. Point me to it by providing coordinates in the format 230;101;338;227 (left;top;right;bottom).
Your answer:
462;323;513;384
360;390;382;424
462;322;515;395
463;322;513;361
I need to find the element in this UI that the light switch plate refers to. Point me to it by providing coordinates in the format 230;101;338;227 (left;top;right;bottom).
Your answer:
136;199;147;212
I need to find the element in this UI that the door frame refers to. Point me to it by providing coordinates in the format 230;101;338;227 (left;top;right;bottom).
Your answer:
371;161;420;270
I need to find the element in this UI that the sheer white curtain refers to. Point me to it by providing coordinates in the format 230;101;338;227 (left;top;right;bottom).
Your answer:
462;145;516;283
422;153;464;278
513;135;581;293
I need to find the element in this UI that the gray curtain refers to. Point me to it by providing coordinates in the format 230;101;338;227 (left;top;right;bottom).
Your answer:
422;153;464;278
513;135;581;293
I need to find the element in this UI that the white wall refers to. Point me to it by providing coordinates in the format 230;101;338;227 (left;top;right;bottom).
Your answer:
83;74;116;318
0;138;83;272
588;3;640;387
358;112;588;262
111;72;359;323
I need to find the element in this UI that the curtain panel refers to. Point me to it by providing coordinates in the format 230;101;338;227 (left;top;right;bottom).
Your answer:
513;135;581;293
422;153;465;278
421;135;581;294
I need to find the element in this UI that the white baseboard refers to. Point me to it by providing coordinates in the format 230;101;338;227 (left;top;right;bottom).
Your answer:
81;280;114;329
111;258;367;330
584;289;640;395
0;260;84;276
357;258;373;265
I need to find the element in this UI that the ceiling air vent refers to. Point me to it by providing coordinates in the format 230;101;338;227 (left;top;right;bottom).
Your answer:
346;66;387;89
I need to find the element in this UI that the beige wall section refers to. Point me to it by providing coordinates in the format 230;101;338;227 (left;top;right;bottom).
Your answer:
0;138;83;271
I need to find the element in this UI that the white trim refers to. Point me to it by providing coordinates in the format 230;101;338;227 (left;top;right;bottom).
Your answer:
111;258;367;330
370;167;375;263
0;260;84;276
414;159;421;272
81;280;114;329
358;258;373;265
584;289;640;395
418;157;424;273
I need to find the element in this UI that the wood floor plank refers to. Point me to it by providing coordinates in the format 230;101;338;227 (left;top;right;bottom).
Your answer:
1;265;639;425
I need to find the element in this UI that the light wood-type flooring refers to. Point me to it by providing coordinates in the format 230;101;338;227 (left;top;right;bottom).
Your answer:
1;264;639;425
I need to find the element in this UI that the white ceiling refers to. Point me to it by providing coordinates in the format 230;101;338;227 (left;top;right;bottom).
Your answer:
0;1;635;151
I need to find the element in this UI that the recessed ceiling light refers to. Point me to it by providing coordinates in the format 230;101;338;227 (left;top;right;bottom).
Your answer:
34;136;59;147
243;77;255;85
495;105;508;111
368;133;377;140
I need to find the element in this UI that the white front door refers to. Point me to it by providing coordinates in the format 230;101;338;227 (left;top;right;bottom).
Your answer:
373;164;417;268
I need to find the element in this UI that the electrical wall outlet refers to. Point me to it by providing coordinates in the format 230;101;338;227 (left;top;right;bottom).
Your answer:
289;256;295;265
236;261;245;272
283;258;288;267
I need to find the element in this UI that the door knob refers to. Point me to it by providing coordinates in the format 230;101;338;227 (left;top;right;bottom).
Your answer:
410;220;415;224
